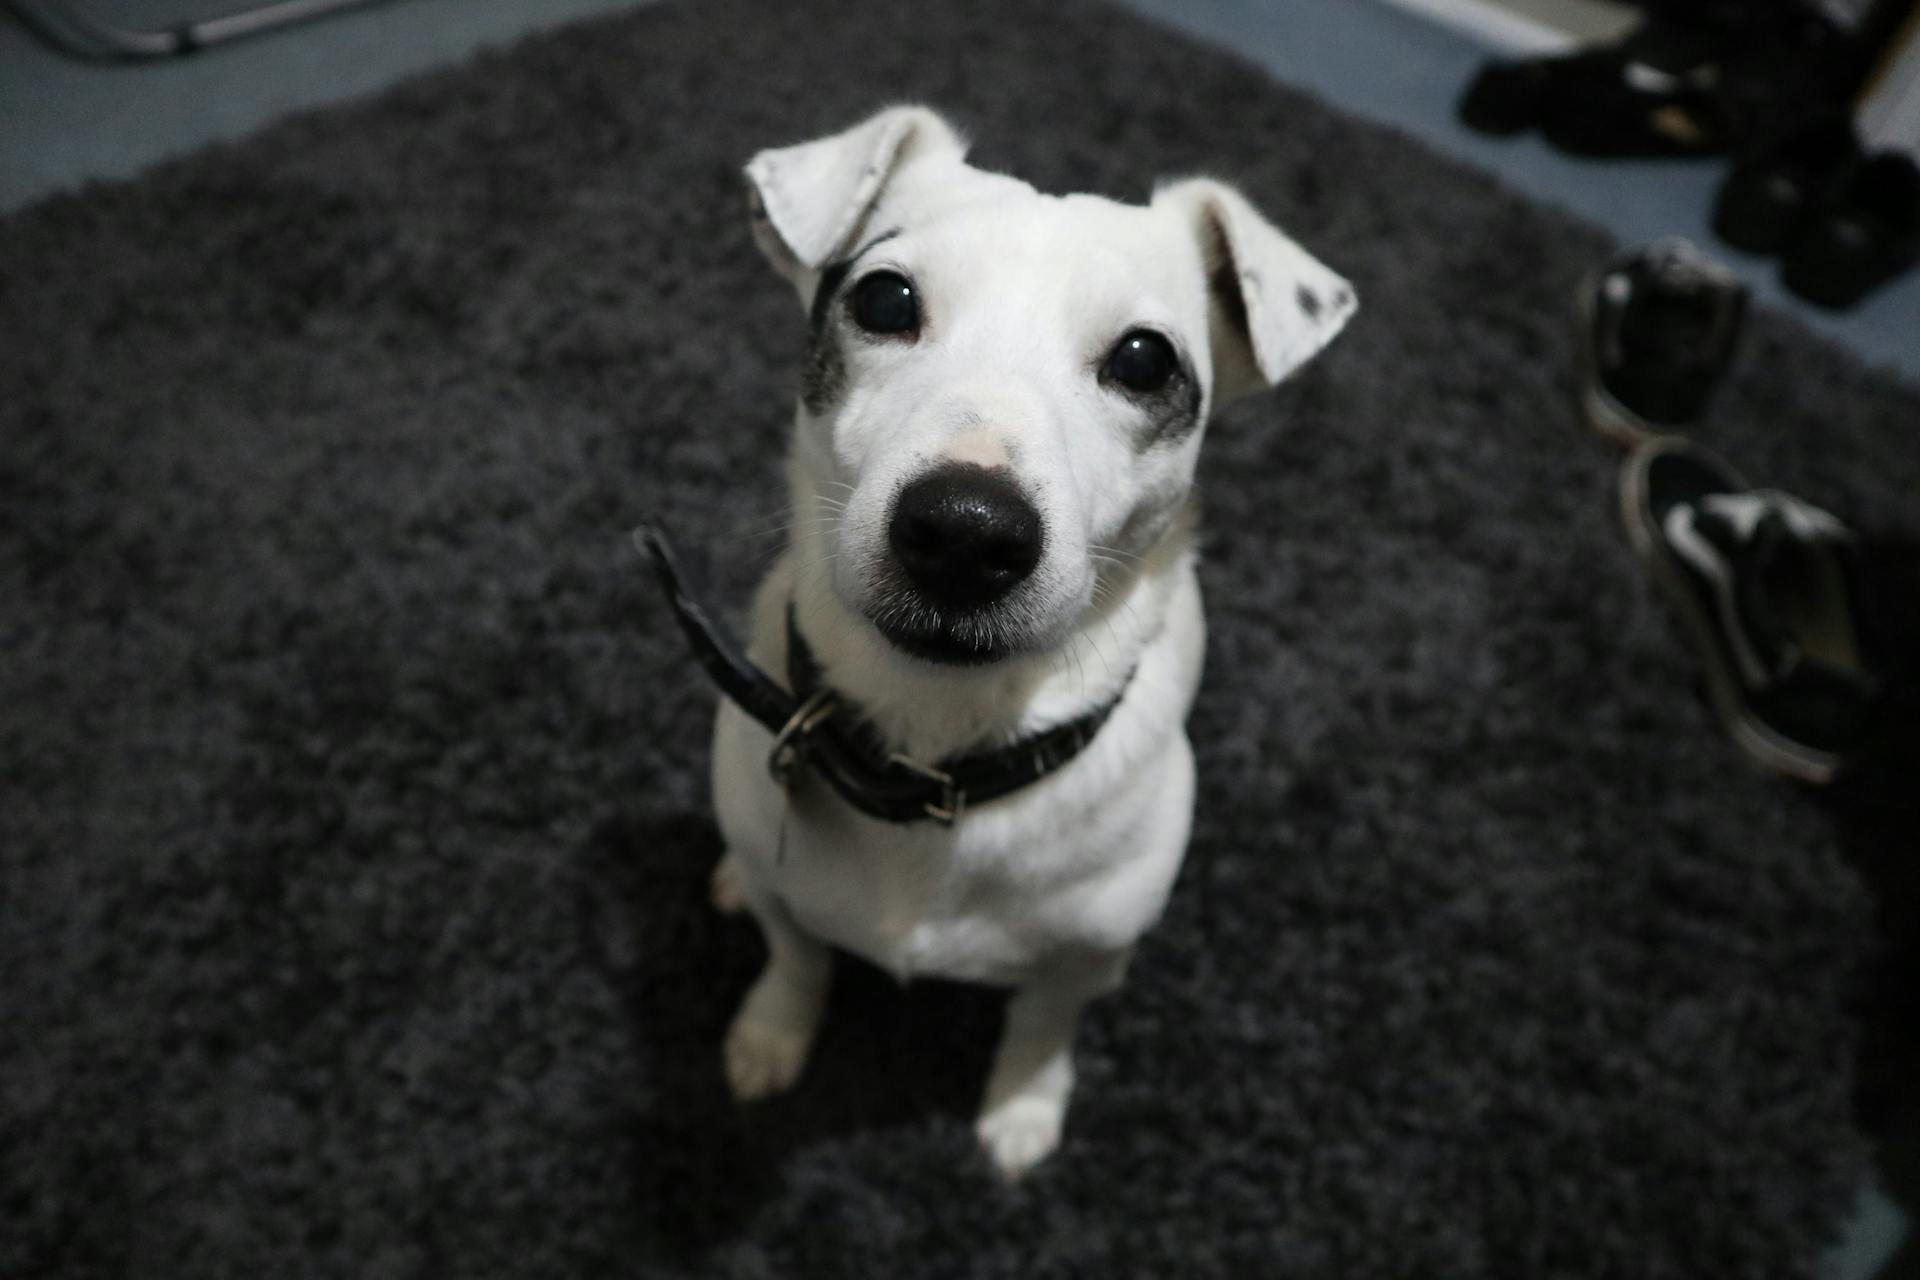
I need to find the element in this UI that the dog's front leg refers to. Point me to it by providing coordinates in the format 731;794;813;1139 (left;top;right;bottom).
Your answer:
977;951;1128;1179
725;891;832;1102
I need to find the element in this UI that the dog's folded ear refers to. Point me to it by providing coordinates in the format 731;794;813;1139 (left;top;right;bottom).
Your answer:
1154;178;1357;410
745;105;968;293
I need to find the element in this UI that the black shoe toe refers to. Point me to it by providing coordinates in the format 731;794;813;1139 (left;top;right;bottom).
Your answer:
1781;151;1920;309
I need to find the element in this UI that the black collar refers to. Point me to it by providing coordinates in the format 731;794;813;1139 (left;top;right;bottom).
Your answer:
636;522;1129;825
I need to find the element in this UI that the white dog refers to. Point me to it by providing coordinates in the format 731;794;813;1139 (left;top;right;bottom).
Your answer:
699;105;1355;1177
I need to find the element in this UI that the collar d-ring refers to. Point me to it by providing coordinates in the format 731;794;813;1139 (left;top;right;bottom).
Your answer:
767;687;838;786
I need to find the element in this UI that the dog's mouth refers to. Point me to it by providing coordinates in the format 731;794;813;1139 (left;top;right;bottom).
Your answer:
871;611;1020;667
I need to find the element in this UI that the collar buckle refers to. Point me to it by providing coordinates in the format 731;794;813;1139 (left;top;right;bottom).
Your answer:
887;752;964;826
767;688;839;787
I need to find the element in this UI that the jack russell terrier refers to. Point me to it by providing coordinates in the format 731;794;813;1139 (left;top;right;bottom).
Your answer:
641;104;1355;1178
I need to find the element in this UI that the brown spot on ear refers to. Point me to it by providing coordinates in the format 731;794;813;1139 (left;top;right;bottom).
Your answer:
1295;284;1322;319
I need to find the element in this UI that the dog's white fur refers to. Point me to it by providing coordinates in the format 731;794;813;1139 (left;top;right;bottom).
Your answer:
709;106;1355;1176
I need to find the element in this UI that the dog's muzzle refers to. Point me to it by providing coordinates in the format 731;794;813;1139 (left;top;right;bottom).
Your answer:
878;463;1042;663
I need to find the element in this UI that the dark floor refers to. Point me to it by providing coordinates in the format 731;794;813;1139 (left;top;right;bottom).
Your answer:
2;1;1911;1273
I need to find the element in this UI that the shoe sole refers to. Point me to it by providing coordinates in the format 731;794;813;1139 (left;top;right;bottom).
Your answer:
1618;445;1844;785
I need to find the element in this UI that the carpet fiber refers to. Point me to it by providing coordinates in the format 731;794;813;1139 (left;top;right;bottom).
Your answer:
4;1;1915;1275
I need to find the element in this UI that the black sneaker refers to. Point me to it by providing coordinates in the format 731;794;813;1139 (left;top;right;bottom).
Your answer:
1620;437;1882;783
1781;149;1920;310
1574;240;1747;447
1712;113;1859;255
1458;6;1858;158
1533;19;1741;159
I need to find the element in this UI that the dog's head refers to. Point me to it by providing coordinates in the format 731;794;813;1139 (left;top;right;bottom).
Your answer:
748;105;1355;667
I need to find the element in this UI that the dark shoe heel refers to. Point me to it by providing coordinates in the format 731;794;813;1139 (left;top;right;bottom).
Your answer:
1712;116;1858;255
1458;59;1555;135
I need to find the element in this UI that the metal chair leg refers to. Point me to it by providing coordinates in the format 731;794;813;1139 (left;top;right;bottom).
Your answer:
10;0;391;60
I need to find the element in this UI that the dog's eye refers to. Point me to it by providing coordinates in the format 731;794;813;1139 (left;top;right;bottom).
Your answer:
849;271;920;336
1102;330;1178;393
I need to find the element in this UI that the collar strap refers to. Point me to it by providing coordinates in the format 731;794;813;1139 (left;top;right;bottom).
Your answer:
636;521;1128;826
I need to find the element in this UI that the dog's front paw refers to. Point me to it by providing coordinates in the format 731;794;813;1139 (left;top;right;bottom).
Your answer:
975;1095;1064;1179
723;1014;810;1101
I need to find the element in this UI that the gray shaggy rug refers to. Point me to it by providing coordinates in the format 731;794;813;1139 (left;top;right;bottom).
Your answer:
4;0;1914;1276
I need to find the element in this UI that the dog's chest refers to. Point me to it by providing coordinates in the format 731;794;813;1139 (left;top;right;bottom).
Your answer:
773;803;1052;985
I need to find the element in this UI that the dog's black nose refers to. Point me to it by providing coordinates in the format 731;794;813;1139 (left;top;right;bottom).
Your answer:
888;465;1043;608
